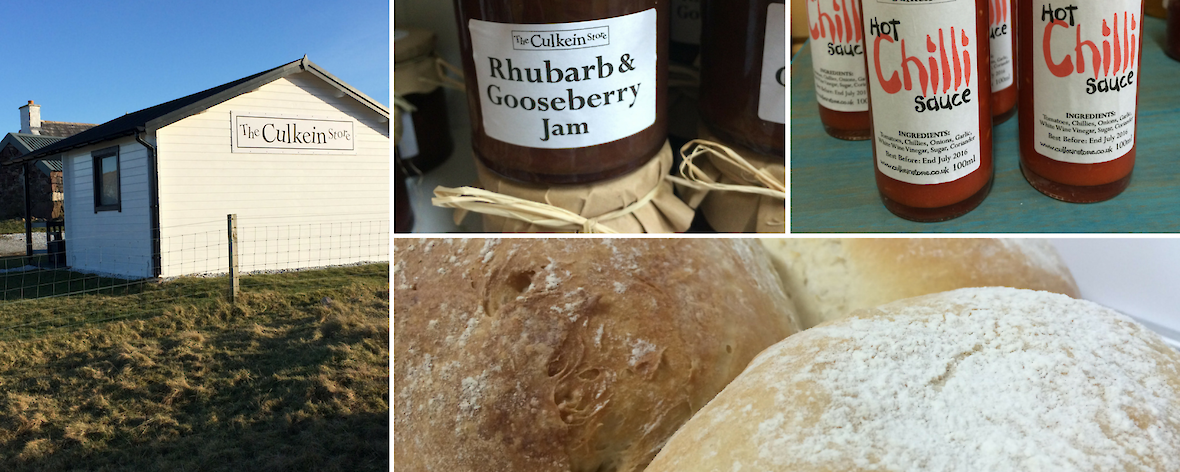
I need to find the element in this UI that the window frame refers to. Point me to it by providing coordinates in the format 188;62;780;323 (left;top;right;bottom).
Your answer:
92;146;121;213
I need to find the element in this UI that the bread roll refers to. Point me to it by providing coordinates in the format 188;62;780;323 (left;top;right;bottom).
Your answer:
760;238;1081;329
646;287;1180;472
393;239;799;472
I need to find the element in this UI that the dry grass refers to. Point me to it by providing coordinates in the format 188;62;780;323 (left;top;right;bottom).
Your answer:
0;264;389;471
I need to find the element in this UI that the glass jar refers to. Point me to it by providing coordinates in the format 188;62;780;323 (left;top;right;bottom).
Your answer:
670;0;702;65
806;0;871;140
862;0;994;222
454;0;669;184
395;28;455;174
395;161;414;233
991;0;1018;124
699;0;786;157
1018;0;1142;203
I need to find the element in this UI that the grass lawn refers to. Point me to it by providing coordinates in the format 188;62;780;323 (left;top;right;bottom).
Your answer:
0;263;390;471
0;219;44;235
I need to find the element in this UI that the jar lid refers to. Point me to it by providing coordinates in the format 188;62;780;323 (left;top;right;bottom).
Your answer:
395;28;436;63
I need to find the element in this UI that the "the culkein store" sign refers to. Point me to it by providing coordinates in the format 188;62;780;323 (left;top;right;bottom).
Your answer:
231;111;356;153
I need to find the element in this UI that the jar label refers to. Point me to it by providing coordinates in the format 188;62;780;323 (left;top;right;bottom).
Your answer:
807;0;869;112
1032;1;1139;164
991;0;1015;91
671;0;702;45
397;111;419;159
468;9;658;149
758;3;787;124
862;0;982;185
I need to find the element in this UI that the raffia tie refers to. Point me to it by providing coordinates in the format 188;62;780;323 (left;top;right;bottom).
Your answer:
669;139;786;199
432;183;664;234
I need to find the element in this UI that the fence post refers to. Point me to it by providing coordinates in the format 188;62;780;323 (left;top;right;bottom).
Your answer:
228;214;239;303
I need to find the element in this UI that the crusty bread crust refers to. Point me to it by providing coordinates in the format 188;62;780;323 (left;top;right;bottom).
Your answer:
394;239;799;472
760;239;1082;329
647;288;1180;472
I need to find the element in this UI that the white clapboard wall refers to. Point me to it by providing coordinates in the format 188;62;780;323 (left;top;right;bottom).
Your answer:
154;71;389;277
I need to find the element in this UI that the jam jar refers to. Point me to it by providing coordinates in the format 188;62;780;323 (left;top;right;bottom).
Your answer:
670;0;702;65
806;0;871;140
395;28;455;174
861;0;994;222
454;0;669;184
699;0;786;157
1018;0;1142;203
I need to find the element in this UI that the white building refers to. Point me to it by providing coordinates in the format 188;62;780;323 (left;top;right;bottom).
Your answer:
6;57;390;279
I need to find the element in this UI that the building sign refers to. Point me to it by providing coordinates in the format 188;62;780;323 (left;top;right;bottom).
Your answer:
231;112;355;153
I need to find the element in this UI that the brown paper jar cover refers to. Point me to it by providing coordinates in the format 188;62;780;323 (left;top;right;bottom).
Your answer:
682;126;785;233
395;27;454;174
699;0;786;157
454;0;669;184
475;142;694;233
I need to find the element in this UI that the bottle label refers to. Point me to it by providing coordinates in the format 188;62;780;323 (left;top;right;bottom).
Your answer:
468;9;658;149
1032;1;1139;164
807;0;869;112
862;0;982;186
758;3;787;124
991;0;1015;91
671;0;701;45
397;111;420;159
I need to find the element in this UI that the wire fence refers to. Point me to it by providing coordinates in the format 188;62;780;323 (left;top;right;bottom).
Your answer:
0;215;389;340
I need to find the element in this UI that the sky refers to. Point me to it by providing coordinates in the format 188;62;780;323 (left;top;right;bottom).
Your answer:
0;0;389;132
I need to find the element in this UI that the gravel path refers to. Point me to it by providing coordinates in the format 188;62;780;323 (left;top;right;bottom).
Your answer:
0;233;47;256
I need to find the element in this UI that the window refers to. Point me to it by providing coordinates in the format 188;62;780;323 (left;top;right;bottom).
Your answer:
92;146;120;212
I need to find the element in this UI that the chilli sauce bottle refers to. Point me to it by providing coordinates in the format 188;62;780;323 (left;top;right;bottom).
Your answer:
454;0;668;184
861;0;994;222
699;0;786;157
807;0;871;140
991;0;1018;123
1018;0;1142;203
1168;0;1180;61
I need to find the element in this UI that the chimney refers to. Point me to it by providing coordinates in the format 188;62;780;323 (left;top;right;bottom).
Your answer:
20;100;41;135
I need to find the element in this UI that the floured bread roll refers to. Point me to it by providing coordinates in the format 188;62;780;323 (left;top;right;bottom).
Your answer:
760;238;1081;329
646;287;1180;472
393;239;799;472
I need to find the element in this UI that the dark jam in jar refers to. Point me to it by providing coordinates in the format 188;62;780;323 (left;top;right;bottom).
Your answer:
395;161;414;233
395;28;455;174
806;0;871;140
990;0;1018;124
699;0;786;157
1018;0;1141;203
861;0;994;222
670;0;702;65
454;0;669;184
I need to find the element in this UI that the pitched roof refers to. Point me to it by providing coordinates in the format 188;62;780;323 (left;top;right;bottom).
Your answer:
38;121;97;138
0;132;65;155
3;57;388;166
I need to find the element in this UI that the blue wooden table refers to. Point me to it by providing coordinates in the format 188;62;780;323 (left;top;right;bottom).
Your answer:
791;16;1180;233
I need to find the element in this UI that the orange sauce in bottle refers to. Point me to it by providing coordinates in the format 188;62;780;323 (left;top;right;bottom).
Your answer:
862;0;994;222
990;0;1018;123
807;0;872;140
1017;0;1141;203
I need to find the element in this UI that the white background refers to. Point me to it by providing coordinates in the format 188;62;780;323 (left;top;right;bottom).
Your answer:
1051;239;1180;341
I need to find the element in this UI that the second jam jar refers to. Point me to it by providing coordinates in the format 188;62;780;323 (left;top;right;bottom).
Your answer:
699;0;786;157
454;0;669;184
1018;0;1142;203
861;0;994;222
806;0;871;140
